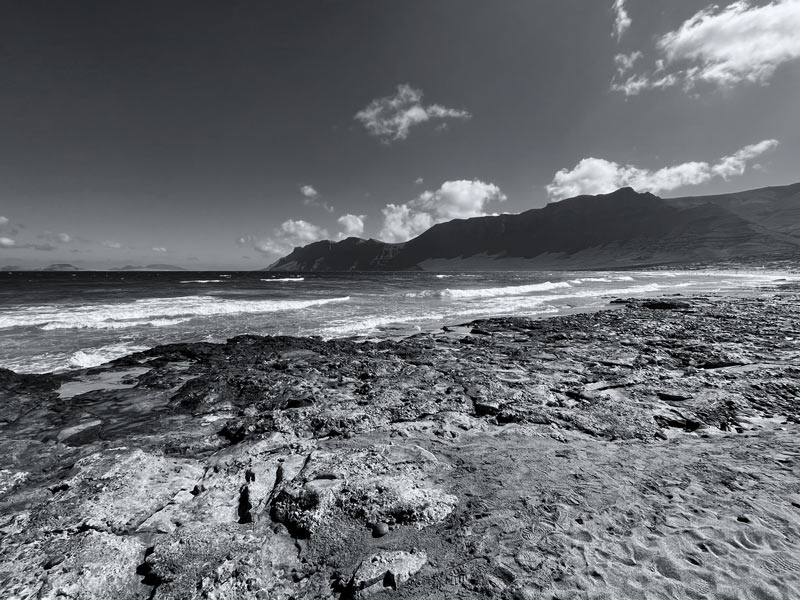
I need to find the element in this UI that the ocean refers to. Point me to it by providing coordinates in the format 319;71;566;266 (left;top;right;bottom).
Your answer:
0;269;794;374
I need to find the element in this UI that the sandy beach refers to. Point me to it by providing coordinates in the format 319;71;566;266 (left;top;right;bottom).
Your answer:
1;289;800;599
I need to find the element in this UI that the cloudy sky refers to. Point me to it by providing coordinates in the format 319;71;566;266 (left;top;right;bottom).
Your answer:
1;0;798;268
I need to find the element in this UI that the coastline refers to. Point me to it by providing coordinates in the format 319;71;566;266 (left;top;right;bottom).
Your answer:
2;289;800;599
2;269;795;375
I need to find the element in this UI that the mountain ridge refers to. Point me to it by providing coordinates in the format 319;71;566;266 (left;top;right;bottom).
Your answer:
267;183;800;271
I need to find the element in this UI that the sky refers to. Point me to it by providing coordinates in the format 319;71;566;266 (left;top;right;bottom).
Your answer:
0;0;798;269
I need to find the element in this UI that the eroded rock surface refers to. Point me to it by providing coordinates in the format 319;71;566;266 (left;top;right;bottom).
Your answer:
2;291;800;599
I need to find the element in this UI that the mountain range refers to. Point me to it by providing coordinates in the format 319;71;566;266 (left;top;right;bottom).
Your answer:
267;183;800;271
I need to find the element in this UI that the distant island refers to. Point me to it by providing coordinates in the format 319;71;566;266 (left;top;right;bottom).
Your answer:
42;263;82;271
7;264;188;272
111;264;186;271
267;183;800;271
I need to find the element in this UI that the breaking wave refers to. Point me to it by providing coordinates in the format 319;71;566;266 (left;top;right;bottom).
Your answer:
569;275;635;283
405;280;572;299
4;342;152;374
0;295;351;331
66;343;152;369
261;278;305;282
180;280;224;284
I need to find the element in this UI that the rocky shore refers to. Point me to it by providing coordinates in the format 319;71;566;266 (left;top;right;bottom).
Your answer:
2;290;800;599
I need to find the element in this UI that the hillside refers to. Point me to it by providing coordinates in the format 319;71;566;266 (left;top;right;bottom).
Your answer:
267;183;800;271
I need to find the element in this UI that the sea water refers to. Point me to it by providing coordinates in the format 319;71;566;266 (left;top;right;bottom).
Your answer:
0;270;794;373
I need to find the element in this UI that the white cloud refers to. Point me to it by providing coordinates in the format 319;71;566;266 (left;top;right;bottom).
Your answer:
355;84;471;142
415;177;424;185
546;139;778;201
379;180;506;243
300;185;318;199
710;139;780;178
299;184;333;212
612;0;632;40
57;233;71;243
0;216;8;226
418;180;507;220
614;51;643;76
280;219;328;244
253;219;329;256
0;237;15;248
379;204;435;243
103;240;122;249
613;0;800;95
611;72;679;96
152;247;167;252
336;214;366;239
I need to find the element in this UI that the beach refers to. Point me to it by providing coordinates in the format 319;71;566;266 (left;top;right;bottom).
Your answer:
1;285;800;599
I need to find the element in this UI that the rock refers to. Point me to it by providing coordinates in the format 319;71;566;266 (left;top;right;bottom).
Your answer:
35;448;204;534
56;419;103;444
32;531;148;600
269;446;458;543
351;550;427;596
372;521;390;537
473;398;502;416
641;299;691;310
144;522;301;599
657;391;693;402
0;469;29;495
42;554;65;569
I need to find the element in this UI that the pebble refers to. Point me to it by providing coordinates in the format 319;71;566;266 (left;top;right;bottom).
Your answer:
372;522;390;537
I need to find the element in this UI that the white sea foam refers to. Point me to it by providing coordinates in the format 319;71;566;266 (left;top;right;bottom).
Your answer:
0;295;351;331
405;280;572;299
42;317;192;331
180;280;224;284
553;282;663;299
569;277;612;283
261;278;305;282
66;343;151;369
569;275;635;284
315;313;447;338
2;342;152;374
314;301;564;339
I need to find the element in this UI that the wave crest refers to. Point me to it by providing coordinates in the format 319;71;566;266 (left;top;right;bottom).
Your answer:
405;280;572;299
0;295;350;331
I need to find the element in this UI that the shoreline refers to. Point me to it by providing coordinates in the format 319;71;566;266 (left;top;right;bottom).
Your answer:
1;270;796;376
2;290;800;598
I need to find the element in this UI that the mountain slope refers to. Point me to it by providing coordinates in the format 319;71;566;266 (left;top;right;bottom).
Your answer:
267;183;800;271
